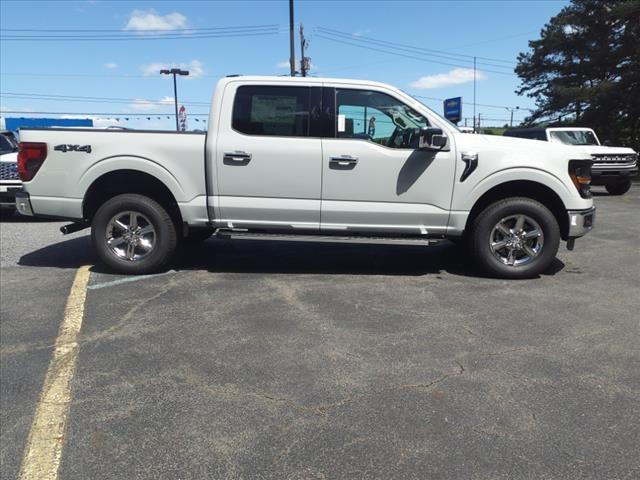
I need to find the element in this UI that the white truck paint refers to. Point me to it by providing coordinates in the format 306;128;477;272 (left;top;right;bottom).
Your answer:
16;76;596;278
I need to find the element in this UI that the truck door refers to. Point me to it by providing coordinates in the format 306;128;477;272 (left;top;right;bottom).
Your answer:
320;87;456;235
214;82;323;230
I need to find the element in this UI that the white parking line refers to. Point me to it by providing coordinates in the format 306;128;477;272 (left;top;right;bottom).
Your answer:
18;265;91;480
87;270;175;290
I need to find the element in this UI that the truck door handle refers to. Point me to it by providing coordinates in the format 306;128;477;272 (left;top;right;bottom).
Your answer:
329;155;358;169
223;151;252;165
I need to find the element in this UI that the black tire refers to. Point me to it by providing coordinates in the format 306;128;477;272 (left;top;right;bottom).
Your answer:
470;197;560;279
91;193;177;274
605;179;631;195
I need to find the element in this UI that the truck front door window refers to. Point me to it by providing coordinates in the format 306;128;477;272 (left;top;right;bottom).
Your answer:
549;130;599;146
232;86;311;137
336;89;429;149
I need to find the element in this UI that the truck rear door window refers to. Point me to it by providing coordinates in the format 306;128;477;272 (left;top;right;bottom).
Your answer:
232;86;311;137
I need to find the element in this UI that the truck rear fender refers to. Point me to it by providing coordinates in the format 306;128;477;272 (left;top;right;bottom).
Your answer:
80;157;187;227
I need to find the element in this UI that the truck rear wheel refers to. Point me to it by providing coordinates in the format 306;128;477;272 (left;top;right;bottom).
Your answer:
605;179;631;195
470;197;560;279
91;193;177;274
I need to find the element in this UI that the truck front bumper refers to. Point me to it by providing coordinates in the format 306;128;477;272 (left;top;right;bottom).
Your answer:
15;191;34;216
567;207;595;238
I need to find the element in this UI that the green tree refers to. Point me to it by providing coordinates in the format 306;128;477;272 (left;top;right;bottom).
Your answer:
515;0;640;150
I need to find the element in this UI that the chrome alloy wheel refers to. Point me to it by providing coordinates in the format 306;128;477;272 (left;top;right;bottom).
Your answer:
105;211;156;262
489;214;544;267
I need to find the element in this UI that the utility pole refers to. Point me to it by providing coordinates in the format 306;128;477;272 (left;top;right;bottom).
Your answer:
299;23;309;77
160;68;189;131
473;56;477;133
289;0;295;76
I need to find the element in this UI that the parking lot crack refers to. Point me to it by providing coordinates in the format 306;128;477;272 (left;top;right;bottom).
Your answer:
315;367;464;415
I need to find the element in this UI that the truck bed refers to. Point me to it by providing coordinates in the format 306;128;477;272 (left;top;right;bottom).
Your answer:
18;128;207;222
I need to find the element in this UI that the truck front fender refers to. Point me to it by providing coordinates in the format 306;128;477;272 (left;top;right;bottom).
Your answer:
455;167;585;212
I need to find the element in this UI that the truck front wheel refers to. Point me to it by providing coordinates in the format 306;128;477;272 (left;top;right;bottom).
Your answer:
470;197;560;279
91;193;177;274
605;179;632;195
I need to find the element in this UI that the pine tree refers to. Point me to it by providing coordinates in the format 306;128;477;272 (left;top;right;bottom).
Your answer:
516;0;639;150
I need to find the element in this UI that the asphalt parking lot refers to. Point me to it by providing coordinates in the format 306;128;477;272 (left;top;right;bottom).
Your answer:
1;185;639;480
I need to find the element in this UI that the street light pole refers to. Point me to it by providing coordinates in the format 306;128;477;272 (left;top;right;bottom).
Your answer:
289;0;295;76
505;106;520;127
160;68;189;131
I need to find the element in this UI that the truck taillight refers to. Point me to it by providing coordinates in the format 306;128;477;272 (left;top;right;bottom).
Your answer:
568;159;592;199
18;142;48;181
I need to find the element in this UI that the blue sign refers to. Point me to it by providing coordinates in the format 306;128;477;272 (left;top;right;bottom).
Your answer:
443;97;462;124
5;117;93;131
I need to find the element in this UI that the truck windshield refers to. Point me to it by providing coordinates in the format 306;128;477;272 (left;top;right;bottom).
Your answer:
0;135;17;154
410;95;461;132
548;130;599;146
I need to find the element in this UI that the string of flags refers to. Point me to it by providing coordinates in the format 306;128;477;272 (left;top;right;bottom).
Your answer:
88;116;207;122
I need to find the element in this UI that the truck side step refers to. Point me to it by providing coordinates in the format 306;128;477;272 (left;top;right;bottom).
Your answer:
214;230;438;246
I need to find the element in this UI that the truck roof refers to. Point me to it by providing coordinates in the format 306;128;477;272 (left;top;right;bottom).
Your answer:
217;75;401;90
546;127;595;132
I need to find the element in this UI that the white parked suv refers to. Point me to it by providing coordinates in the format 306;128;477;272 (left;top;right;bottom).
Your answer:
0;131;21;210
16;76;595;278
504;127;638;195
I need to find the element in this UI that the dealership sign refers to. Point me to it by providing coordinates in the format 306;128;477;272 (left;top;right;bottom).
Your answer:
443;97;462;124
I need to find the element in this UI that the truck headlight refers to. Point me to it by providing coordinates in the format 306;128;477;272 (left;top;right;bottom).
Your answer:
569;159;592;199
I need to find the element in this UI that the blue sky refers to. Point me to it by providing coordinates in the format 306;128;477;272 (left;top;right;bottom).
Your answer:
0;0;568;130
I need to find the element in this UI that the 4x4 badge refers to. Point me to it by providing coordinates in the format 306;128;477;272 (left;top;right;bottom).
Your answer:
54;144;92;153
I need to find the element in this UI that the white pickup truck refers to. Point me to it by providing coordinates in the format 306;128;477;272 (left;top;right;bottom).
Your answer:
16;76;595;278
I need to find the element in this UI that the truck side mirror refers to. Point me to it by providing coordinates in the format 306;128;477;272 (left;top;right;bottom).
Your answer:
418;127;447;151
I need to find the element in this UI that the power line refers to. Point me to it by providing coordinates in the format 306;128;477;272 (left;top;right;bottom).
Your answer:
443;30;537;52
314;34;517;76
0;111;209;116
0;24;279;33
1;91;210;106
0;26;282;41
1;72;220;79
316;26;517;67
411;94;533;114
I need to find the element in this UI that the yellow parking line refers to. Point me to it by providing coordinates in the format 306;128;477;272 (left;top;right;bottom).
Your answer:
18;265;91;480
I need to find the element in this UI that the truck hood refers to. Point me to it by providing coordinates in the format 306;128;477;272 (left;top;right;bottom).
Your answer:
564;144;637;155
457;134;590;160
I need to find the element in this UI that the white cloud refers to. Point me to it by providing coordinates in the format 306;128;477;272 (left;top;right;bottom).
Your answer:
276;60;318;71
124;9;187;32
0;105;34;113
104;62;118;69
140;59;204;78
353;28;372;37
129;99;159;111
128;96;176;111
410;68;487;89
